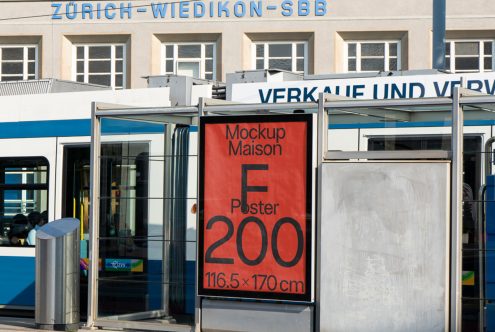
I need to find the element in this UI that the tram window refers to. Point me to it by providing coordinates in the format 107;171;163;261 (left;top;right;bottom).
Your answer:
0;157;49;247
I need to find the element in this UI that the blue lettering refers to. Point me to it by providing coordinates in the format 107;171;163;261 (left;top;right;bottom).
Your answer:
259;89;272;103
288;88;302;102
323;86;331;94
180;1;190;18
274;88;285;102
409;82;425;98
250;1;262;16
210;1;215;17
120;2;132;19
281;0;293;16
105;3;117;19
373;84;378;99
96;3;102;19
51;3;63;19
391;83;406;98
353;84;365;98
81;3;93;20
66;2;78;19
304;87;317;102
194;2;205;17
234;1;246;17
434;81;449;97
298;0;309;16
171;2;176;18
467;80;483;92
315;0;326;16
218;1;230;17
485;80;495;95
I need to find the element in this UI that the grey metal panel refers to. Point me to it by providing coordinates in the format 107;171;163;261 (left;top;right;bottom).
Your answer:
201;299;313;332
319;162;450;332
0;79;108;96
325;150;450;160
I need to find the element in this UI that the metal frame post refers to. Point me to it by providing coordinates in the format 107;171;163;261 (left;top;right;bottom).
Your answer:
451;87;463;331
433;0;447;70
87;102;101;329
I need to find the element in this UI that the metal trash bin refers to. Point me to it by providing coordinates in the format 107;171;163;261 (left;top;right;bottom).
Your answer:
35;218;80;331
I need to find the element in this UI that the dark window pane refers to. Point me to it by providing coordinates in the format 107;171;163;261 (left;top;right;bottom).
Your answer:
165;45;173;58
268;44;292;57
88;46;111;59
77;46;84;59
485;57;493;70
205;73;213;80
28;62;35;75
446;57;451;69
445;42;451;56
2;48;23;61
348;59;356;71
348;43;356;57
256;59;264;69
115;60;123;73
296;59;304;72
166;60;173;73
389;43;398;56
205;59;213;72
296;44;304;57
389;58;398;70
27;75;35;80
485;42;493;55
28;48;35;61
256;44;264;58
2;62;23;75
115;74;123;88
2;76;22;81
115;46;123;58
89;60;111;73
268;58;292;71
88;74;111;86
76;75;85;82
361;58;384;71
77;61;84;73
361;43;385;56
455;57;479;71
205;44;214;58
455;42;479;56
178;45;201;58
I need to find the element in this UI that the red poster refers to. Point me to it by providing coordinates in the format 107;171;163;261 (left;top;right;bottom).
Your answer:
198;115;312;301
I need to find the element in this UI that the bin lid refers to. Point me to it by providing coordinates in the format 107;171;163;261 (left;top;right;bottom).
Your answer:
37;218;79;239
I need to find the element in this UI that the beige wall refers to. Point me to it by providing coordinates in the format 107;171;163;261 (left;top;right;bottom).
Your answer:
0;0;493;87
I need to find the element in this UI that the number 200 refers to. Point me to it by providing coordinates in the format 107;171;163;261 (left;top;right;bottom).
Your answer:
205;215;304;267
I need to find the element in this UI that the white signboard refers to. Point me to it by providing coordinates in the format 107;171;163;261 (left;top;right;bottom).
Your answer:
231;72;495;103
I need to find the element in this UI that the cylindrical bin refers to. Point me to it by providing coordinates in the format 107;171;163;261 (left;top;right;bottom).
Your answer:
35;218;80;331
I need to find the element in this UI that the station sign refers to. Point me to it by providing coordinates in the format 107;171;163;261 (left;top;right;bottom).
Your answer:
198;114;312;301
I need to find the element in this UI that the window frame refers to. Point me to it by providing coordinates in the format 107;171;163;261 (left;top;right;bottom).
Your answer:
71;43;127;89
0;44;39;81
161;42;217;80
445;39;494;73
344;40;401;72
251;41;308;74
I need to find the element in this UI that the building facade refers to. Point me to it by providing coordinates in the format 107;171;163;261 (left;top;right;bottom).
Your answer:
0;0;494;89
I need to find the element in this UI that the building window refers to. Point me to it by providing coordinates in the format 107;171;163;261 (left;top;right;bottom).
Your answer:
162;43;216;80
345;41;400;72
446;40;493;73
0;45;38;81
253;42;307;74
73;44;126;89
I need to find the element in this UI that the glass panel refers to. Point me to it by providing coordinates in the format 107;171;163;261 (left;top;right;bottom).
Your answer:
1;76;22;81
115;45;123;58
256;59;264;69
485;57;493;70
268;44;292;57
456;42;479;56
348;58;356;71
77;61;84;73
2;62;23;75
445;42;451;56
389;43;398;56
88;46;111;59
88;74;111;87
446;57;451;69
485;42;493;55
205;59;213;72
177;61;200;78
348;43;356;57
296;59;304;72
389;58;398;71
256;44;264;58
2;48;23;61
28;62;35;75
205;73;213;80
178;45;201;58
76;75;85;82
455;57;480;71
361;43;385;56
205;44;214;58
166;60;174;73
115;60;123;73
28;48;35;61
268;58;292;71
115;74;123;88
89;60;111;73
77;46;84;59
165;45;174;58
361;58;385;71
296;43;304;57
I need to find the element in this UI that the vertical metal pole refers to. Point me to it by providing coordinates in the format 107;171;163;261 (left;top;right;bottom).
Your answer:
315;93;327;331
87;102;101;329
451;87;463;331
195;98;205;332
433;0;447;70
162;122;175;317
